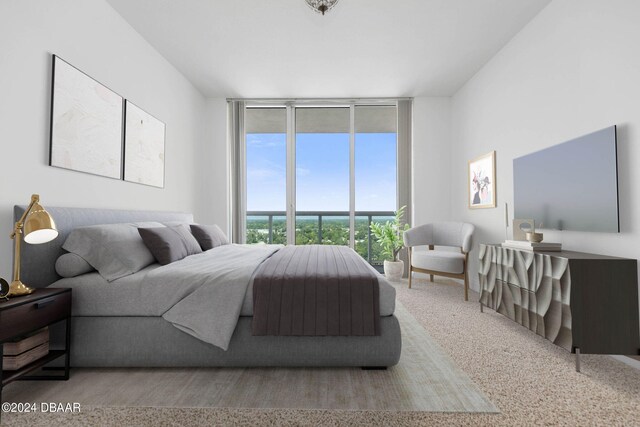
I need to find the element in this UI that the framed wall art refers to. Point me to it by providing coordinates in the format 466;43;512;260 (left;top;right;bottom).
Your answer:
468;151;496;209
49;55;124;179
124;101;166;188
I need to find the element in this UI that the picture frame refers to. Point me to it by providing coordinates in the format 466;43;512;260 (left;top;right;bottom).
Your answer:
123;100;166;188
49;55;124;180
468;151;496;209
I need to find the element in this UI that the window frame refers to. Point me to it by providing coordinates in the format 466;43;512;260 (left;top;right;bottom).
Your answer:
231;98;412;253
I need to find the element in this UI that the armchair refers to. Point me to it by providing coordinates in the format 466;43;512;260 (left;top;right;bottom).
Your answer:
403;222;475;300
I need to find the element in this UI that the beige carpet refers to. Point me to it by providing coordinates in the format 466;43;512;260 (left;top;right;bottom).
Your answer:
3;298;495;425
4;278;640;426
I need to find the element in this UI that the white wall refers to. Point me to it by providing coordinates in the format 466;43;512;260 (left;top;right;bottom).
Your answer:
450;0;640;292
412;97;452;226
196;98;229;231
0;0;207;278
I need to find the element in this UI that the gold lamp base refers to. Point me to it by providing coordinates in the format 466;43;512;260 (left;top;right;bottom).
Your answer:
8;280;34;297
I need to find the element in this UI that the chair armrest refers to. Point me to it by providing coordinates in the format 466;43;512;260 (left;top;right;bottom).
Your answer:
461;223;475;253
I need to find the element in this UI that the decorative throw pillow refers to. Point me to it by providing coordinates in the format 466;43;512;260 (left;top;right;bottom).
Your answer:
55;253;95;278
190;224;229;250
138;224;203;265
62;222;163;282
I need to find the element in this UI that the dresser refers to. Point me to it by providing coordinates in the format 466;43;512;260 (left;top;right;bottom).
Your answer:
478;244;640;371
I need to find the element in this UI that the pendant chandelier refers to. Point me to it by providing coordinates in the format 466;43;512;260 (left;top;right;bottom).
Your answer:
305;0;340;15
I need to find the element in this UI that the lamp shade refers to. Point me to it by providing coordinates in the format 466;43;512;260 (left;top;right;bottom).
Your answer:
23;203;58;244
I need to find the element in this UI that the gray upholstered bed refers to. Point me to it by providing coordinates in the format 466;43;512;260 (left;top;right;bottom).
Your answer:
15;206;402;367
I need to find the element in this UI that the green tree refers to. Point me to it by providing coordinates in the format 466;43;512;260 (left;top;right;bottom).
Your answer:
247;214;394;268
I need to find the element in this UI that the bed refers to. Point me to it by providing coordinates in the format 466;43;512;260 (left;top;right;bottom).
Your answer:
15;206;402;368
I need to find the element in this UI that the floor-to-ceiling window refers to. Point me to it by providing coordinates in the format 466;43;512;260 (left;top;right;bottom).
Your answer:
354;106;397;266
295;107;351;246
245;108;287;244
241;101;402;269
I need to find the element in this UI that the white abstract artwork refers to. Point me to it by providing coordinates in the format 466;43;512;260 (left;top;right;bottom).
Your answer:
124;101;165;188
50;56;123;179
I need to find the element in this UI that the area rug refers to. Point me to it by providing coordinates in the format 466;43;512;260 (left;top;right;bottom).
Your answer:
2;302;496;425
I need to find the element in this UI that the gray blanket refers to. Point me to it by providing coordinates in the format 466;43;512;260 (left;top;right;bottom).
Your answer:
159;244;281;350
252;245;381;336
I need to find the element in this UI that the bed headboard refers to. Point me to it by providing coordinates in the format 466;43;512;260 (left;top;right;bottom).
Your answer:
13;206;194;288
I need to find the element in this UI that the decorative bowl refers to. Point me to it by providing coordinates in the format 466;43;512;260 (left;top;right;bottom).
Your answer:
525;232;543;243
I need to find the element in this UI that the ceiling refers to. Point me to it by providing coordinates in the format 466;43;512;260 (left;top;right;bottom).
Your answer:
106;0;551;98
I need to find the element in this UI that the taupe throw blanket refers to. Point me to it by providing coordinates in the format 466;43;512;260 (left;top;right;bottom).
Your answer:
252;245;380;336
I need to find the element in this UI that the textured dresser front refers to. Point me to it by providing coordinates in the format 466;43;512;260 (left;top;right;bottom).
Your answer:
478;244;572;351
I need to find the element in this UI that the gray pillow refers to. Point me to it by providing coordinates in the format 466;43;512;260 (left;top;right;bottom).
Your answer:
190;224;229;250
138;224;203;265
55;253;95;278
62;222;163;282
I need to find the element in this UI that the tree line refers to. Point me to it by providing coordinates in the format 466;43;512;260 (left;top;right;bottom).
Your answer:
246;217;391;265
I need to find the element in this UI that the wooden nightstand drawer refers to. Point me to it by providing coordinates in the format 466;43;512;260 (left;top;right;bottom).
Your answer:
0;290;71;342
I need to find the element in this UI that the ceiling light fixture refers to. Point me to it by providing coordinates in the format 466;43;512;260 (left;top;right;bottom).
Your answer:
305;0;339;15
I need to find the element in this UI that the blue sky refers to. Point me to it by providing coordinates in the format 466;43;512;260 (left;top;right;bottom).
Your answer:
246;133;396;212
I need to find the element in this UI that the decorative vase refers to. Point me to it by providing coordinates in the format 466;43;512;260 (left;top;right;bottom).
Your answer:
525;231;544;243
384;260;404;281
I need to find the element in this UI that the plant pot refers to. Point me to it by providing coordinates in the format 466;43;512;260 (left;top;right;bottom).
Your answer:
383;260;404;281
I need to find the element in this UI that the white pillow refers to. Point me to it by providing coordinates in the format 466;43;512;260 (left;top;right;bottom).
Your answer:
62;222;164;281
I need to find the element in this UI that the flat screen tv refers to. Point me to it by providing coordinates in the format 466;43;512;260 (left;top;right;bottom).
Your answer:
513;125;619;233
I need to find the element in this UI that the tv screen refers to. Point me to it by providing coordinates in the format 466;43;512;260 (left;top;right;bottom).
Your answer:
513;126;619;233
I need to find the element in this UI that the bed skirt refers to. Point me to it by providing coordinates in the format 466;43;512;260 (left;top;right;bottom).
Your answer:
50;315;402;368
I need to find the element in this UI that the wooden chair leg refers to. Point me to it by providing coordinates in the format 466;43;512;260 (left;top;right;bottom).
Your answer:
408;248;412;289
463;251;469;301
429;274;434;282
464;270;469;301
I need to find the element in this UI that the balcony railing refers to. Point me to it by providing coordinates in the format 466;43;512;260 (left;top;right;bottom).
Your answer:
246;210;394;268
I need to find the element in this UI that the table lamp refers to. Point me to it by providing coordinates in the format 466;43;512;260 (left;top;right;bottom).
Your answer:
9;194;58;297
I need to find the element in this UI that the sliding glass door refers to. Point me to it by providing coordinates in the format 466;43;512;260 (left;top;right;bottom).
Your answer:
245;108;287;244
295;107;350;245
354;106;397;266
243;103;398;268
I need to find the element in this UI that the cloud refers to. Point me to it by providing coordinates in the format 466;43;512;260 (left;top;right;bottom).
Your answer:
248;169;281;179
247;135;285;148
296;167;311;177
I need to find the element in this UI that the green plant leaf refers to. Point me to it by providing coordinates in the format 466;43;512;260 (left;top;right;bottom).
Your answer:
369;205;409;261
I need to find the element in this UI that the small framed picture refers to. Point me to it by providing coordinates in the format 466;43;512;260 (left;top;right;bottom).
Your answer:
468;151;496;209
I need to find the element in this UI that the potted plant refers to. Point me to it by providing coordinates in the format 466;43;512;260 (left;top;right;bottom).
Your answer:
370;206;410;280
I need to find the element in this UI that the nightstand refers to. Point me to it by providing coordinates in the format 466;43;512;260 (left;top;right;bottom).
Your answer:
0;288;72;405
